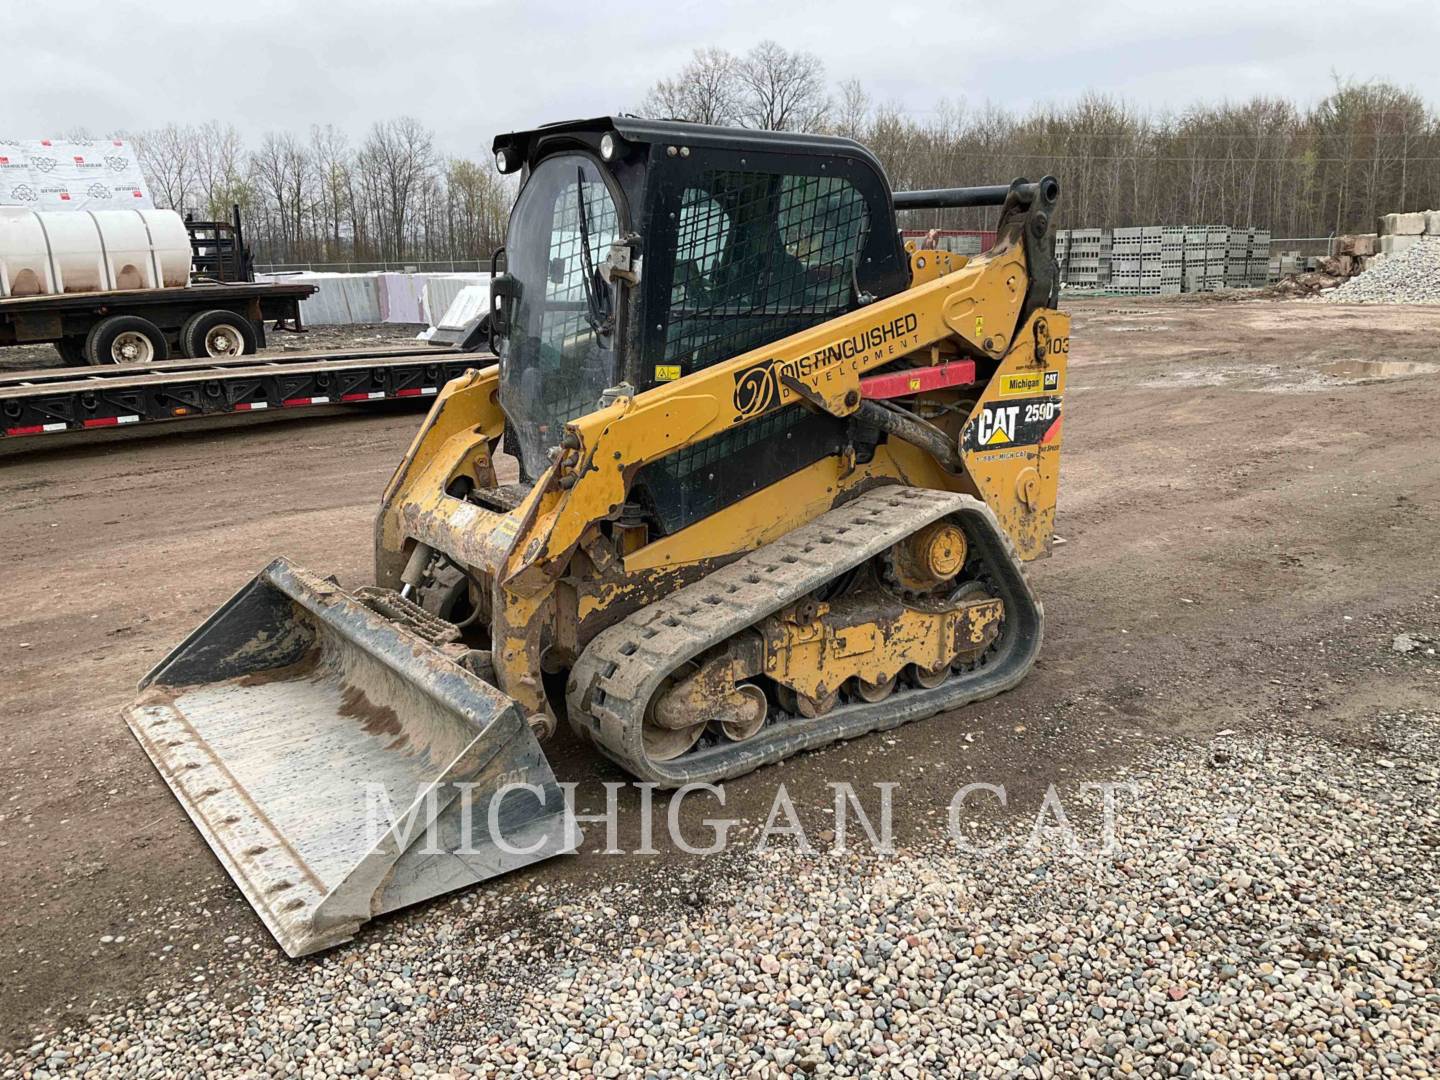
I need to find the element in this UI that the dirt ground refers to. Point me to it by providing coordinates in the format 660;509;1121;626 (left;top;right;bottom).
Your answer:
1;296;1438;1049
0;322;426;373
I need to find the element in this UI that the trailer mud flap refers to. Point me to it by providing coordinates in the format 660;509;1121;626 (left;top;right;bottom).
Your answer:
122;557;574;958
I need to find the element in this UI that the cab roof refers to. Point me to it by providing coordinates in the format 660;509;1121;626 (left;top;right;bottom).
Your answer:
492;116;891;181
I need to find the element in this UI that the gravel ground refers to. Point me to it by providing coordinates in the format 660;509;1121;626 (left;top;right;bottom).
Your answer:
1324;238;1440;304
4;712;1436;1079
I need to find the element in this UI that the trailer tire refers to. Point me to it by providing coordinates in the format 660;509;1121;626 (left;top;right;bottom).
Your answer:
180;310;257;358
85;316;170;365
54;337;87;366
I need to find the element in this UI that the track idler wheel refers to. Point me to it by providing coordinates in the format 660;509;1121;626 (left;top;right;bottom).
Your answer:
716;683;768;742
796;689;839;718
853;674;897;702
908;662;950;689
644;663;707;761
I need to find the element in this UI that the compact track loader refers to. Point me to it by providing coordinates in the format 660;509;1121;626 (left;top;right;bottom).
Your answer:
124;117;1067;956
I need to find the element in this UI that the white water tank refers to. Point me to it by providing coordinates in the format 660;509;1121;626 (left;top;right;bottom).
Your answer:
0;207;191;298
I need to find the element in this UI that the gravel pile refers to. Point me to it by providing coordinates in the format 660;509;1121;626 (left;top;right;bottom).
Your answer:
4;716;1438;1079
1325;238;1440;304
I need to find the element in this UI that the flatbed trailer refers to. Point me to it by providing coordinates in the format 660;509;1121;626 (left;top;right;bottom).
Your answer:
0;281;317;364
0;345;493;441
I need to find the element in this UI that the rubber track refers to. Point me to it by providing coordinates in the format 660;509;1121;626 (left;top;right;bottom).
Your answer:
566;485;1044;786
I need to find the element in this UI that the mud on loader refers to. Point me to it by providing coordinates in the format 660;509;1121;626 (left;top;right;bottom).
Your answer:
123;117;1067;956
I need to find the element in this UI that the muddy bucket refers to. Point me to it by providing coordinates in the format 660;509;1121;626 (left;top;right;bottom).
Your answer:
123;557;574;957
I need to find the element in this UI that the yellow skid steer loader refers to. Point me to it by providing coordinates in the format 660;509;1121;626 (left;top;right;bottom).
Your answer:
124;117;1067;956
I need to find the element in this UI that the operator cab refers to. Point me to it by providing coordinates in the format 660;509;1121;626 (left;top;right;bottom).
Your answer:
489;117;911;482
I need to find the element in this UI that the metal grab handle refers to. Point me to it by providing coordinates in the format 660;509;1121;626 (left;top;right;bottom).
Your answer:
893;177;1059;211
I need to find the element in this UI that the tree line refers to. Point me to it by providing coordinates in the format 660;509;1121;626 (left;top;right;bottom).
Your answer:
645;46;1440;238
127;118;513;268
122;44;1440;265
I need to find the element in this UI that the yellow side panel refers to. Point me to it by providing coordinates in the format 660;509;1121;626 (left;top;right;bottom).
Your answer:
959;311;1068;560
622;444;955;574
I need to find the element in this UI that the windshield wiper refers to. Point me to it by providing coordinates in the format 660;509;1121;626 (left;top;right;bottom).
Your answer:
574;167;612;336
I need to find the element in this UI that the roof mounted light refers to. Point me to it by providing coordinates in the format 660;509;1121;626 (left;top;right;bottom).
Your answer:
495;147;517;174
600;131;622;162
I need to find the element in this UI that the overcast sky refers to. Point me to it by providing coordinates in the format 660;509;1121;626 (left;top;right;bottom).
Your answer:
8;0;1439;158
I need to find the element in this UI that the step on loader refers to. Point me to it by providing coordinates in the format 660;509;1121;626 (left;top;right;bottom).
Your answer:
124;117;1067;956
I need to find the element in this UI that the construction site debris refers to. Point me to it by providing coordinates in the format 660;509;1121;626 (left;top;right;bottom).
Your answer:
1324;237;1440;304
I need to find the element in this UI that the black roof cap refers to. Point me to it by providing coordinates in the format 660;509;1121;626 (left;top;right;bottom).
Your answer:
492;116;889;177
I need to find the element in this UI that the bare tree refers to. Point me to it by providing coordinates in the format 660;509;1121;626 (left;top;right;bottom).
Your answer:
361;117;436;261
131;124;197;211
446;158;511;259
310;124;352;260
735;41;830;132
643;47;742;126
251;132;311;261
194;121;247;219
833;79;871;140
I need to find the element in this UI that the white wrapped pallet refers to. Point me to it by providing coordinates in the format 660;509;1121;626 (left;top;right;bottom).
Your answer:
422;282;492;346
0;139;153;211
379;272;491;325
420;273;490;328
255;272;384;325
377;272;426;324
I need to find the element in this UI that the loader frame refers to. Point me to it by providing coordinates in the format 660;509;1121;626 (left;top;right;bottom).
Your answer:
378;189;1066;736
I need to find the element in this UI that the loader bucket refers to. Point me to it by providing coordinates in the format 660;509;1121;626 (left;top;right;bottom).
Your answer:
122;556;575;957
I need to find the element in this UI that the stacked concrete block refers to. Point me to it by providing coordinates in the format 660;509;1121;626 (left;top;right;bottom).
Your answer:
1248;230;1271;285
1182;228;1208;292
1059;227;1106;288
1137;226;1164;295
1160;227;1184;294
1110;227;1143;294
1057;222;1276;294
1224;228;1251;287
1271;250;1304;280
1378;211;1440;256
1222;228;1270;287
1179;226;1228;292
1380;212;1427;236
1206;227;1230;291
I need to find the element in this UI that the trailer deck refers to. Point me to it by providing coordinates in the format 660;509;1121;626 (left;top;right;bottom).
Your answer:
0;345;493;440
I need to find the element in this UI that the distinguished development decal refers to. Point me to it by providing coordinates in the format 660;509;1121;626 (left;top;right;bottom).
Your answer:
733;313;922;418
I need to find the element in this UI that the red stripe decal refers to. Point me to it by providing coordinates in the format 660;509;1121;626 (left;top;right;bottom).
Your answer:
860;360;978;400
1041;416;1063;444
